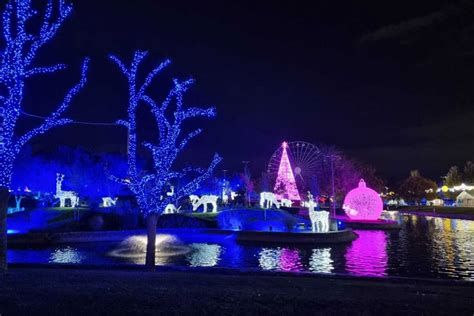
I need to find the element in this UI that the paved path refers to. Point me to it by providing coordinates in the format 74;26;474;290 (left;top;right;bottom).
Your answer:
0;267;473;315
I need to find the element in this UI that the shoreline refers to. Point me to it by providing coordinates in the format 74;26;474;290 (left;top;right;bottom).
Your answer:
1;266;472;315
398;210;474;220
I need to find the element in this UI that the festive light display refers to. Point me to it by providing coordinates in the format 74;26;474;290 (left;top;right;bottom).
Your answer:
273;142;301;201
306;194;329;232
0;0;89;188
279;198;293;207
259;192;280;209
189;194;218;213
163;203;180;214
343;179;383;221
54;173;79;208
102;197;118;207
437;183;474;193
110;51;221;215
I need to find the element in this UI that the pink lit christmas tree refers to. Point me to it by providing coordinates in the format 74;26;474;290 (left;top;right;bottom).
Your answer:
274;142;301;201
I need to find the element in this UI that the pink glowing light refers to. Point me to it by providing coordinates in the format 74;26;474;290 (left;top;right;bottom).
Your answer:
343;179;383;221
274;141;301;201
345;230;388;277
279;248;302;272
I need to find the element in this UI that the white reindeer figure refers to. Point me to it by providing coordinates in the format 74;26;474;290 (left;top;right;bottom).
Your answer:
230;191;238;201
280;198;293;207
102;197;118;207
222;188;229;205
189;195;219;213
166;185;175;197
307;200;329;232
55;173;79;208
163;204;182;214
259;192;280;209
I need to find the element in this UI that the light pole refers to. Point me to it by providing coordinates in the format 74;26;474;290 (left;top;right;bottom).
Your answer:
325;154;338;219
242;161;250;206
330;156;336;218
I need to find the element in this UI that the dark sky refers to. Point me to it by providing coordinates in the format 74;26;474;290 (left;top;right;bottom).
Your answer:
21;0;474;183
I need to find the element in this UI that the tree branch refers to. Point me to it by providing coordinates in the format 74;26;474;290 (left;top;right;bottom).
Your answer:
138;59;171;96
175;153;223;199
178;128;202;151
176;106;216;122
109;54;130;78
14;58;89;152
25;63;67;77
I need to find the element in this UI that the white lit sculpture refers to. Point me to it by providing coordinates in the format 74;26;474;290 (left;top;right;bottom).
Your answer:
280;198;293;207
102;197;118;207
230;191;238;201
307;200;329;233
164;203;181;214
222;189;229;205
166;185;175;197
55;173;79;208
189;195;218;213
259;192;280;209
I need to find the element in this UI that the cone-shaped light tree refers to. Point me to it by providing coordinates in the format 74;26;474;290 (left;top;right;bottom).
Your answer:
274;142;301;200
0;0;89;273
110;51;222;269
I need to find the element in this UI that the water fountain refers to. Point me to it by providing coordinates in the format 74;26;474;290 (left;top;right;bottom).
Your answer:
108;235;191;265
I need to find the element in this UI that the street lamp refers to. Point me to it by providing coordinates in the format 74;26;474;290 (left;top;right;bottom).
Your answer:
242;161;250;206
325;153;339;218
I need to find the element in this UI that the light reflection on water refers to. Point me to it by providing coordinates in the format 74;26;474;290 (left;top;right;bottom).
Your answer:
49;246;85;264
345;230;388;277
7;214;474;280
309;248;333;274
187;243;222;267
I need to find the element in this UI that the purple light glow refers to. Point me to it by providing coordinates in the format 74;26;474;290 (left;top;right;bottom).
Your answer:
279;248;302;272
343;179;383;221
345;230;388;277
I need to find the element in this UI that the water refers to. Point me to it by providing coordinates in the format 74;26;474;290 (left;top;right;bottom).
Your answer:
8;214;474;281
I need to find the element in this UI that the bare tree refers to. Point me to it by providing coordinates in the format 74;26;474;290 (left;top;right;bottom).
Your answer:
0;0;89;273
110;50;221;269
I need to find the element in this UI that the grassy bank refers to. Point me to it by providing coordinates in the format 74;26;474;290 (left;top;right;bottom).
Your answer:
0;267;472;315
396;206;474;216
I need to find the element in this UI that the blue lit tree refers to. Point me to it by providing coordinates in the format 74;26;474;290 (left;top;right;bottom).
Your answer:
110;51;222;268
0;0;89;272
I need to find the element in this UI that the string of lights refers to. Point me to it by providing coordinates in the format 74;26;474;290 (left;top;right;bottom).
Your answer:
0;0;89;188
110;50;222;216
21;111;119;126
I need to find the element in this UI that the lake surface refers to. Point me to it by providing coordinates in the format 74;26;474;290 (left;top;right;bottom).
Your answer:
8;213;474;281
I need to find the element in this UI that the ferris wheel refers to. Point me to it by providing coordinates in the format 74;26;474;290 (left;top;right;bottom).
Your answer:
266;141;323;193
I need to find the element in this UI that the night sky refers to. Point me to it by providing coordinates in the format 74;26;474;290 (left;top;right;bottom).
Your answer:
21;0;474;183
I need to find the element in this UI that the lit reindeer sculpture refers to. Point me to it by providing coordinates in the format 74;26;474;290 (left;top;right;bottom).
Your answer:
307;200;329;232
280;198;293;207
259;192;280;209
55;173;79;208
163;204;182;214
102;197;118;207
189;194;219;213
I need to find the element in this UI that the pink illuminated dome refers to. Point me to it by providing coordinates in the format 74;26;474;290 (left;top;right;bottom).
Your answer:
343;179;383;221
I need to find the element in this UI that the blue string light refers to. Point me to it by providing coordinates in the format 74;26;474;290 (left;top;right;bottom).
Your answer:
110;51;222;215
0;0;89;188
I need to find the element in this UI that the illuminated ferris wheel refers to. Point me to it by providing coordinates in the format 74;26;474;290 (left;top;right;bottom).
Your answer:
266;141;322;193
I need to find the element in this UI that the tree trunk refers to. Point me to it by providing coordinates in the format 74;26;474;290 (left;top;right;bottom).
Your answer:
0;187;10;274
145;214;158;270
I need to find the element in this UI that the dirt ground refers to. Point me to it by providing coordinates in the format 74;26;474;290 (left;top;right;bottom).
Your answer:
0;266;473;315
